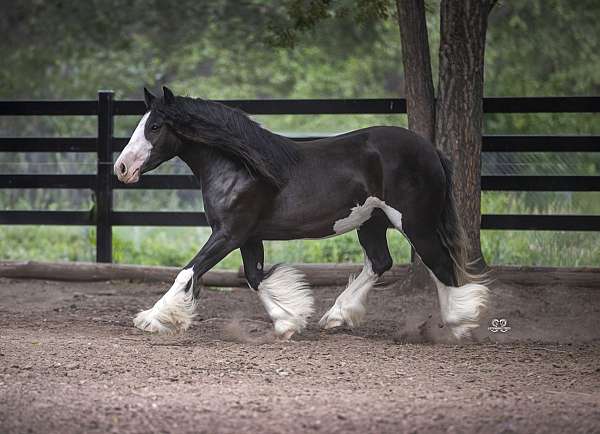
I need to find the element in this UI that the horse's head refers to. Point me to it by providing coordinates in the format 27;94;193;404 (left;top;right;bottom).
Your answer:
114;86;182;183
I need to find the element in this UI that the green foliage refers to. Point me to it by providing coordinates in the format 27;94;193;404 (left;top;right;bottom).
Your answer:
0;226;95;262
486;0;600;97
482;230;600;267
481;191;600;266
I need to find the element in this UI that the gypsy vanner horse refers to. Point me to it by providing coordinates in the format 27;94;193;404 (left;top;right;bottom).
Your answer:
114;87;489;340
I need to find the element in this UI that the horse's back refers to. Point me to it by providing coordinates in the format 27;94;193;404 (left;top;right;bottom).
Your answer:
299;126;444;195
302;125;447;223
300;125;439;167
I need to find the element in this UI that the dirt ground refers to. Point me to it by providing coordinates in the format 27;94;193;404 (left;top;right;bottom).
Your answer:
0;273;599;434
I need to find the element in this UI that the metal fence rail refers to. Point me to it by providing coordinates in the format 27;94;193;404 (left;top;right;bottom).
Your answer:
1;92;599;262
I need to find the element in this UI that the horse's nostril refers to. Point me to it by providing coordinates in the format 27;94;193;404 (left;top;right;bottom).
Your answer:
119;162;127;176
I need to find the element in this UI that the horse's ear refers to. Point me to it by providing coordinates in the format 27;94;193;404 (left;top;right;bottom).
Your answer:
143;87;156;109
163;86;175;105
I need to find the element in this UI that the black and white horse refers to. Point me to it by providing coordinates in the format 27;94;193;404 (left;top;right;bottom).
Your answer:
114;87;489;340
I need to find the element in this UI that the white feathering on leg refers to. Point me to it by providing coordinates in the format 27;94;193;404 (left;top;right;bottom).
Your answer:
319;256;378;329
133;268;197;334
257;265;314;339
430;271;490;339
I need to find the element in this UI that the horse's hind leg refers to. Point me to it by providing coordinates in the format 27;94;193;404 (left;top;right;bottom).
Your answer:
405;227;488;339
241;240;314;339
319;211;392;329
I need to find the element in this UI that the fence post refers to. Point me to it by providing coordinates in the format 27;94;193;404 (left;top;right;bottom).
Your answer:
96;91;114;263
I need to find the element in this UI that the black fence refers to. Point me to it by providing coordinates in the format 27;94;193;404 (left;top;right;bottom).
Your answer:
0;92;599;262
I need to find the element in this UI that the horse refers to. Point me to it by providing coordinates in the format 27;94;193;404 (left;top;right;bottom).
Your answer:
114;86;490;340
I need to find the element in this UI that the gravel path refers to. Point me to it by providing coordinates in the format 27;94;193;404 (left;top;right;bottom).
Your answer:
1;275;599;433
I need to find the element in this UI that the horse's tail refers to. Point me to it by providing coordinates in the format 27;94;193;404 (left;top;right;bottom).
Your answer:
435;149;487;286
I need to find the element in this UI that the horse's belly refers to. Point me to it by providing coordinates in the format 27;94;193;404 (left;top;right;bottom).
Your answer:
257;203;348;240
256;182;379;240
254;141;386;240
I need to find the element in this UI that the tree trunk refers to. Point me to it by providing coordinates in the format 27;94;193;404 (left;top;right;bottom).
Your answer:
395;0;436;287
435;0;492;268
396;0;435;140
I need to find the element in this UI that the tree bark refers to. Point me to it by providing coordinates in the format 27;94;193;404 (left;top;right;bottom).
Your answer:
435;0;492;268
395;0;436;140
395;0;436;286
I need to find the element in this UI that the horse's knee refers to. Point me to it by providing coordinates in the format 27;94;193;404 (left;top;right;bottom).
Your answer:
246;269;264;290
241;240;265;290
357;214;393;276
371;254;392;276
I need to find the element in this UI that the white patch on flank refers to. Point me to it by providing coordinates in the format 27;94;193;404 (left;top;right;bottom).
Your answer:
333;196;403;234
114;112;152;183
319;253;378;329
429;270;490;339
133;268;197;334
257;265;314;340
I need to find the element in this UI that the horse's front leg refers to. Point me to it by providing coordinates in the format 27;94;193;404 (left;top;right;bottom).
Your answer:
133;230;239;334
241;240;314;340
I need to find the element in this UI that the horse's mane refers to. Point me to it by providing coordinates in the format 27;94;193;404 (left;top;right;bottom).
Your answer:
154;96;300;188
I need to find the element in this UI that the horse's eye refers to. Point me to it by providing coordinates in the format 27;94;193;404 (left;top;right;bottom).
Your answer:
151;123;160;131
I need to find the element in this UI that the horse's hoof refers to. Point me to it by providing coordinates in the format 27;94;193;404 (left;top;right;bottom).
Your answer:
273;320;300;340
320;317;344;329
276;328;296;341
133;309;180;334
318;307;345;329
320;302;367;330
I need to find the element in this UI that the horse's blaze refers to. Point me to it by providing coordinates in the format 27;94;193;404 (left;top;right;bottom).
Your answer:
114;112;152;183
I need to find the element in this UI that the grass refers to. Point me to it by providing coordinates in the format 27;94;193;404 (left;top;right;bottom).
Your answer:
1;188;598;269
1;223;598;268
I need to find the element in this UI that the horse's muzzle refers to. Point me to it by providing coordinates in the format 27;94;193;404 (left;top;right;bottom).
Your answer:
114;153;143;183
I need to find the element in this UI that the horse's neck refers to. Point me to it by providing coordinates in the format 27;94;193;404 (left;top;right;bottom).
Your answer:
179;144;244;188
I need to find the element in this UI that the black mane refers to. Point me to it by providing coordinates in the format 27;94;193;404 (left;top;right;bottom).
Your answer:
155;96;301;188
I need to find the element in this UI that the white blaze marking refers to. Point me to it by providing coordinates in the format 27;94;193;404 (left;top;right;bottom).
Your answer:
126;111;152;155
257;265;314;339
333;196;403;234
132;268;197;334
319;253;377;329
114;112;152;182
